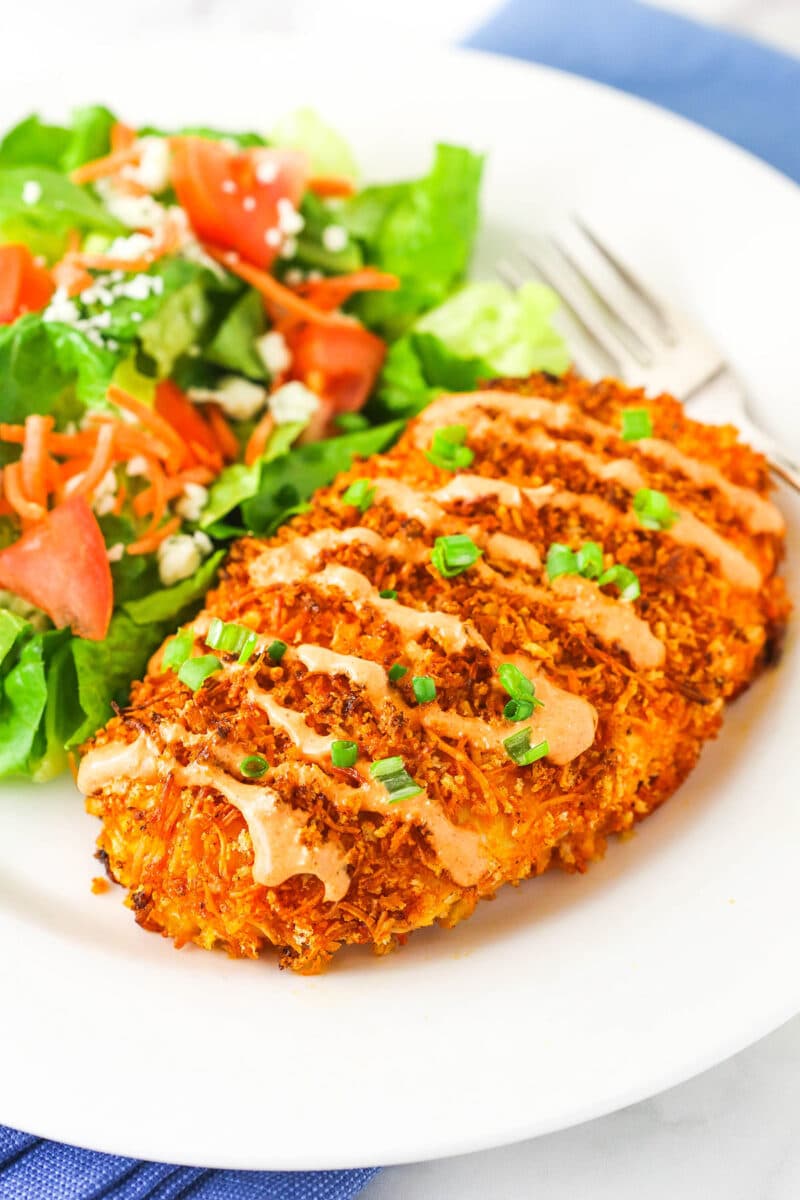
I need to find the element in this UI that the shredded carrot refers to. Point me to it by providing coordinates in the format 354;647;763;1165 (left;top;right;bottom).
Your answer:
178;465;216;486
297;268;400;312
20;414;54;509
202;244;346;329
127;515;181;556
107;387;188;472
70;423;116;499
244;410;275;467
307;175;357;199
51;257;94;298
204;405;240;464
2;462;47;523
187;440;223;472
112;480;127;517
111;122;138;153
70;146;140;186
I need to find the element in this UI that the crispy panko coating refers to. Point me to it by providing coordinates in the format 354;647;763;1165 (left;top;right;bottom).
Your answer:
80;374;790;972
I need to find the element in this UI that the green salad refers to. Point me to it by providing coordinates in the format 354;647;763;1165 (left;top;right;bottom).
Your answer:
0;104;568;780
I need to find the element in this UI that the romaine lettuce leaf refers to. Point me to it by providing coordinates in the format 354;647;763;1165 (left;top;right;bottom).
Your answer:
0;106;116;172
416;281;570;377
0;551;227;778
205;288;268;380
201;422;404;533
0;315;117;430
0;166;122;235
373;331;490;420
271;108;358;179
342;144;484;338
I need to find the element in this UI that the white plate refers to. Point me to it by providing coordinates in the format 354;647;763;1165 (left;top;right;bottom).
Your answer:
0;33;798;1172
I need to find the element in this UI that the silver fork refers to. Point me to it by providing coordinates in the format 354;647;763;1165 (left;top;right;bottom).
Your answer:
497;218;800;494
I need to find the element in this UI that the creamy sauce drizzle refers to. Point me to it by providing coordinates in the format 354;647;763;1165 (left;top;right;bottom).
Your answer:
78;735;351;901
413;390;784;536
288;641;595;766
248;515;661;669
424;414;763;592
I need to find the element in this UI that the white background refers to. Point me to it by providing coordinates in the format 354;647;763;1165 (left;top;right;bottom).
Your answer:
7;1;800;1197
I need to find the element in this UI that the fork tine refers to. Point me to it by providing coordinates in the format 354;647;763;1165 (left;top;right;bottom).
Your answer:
572;215;677;343
550;235;656;366
518;243;644;379
497;256;618;377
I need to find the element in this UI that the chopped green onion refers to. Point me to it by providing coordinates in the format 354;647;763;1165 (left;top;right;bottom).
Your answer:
206;619;257;658
504;698;534;722
240;754;269;778
331;739;359;768
431;534;483;578
425;424;475;472
575;541;603;580
238;630;259;664
379;588;398;600
162;630;193;670
503;729;549;767
370;756;423;802
412;675;437;704
598;565;641;601
497;662;543;708
370;756;405;778
267;639;287;663
388;663;408;683
178;655;221;692
633;487;678;531
342;479;376;513
546;543;578;580
205;617;225;649
621;408;653;441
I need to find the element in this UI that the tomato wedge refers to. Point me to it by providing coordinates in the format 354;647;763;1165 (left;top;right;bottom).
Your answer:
0;244;54;324
170;138;308;269
288;321;387;420
0;496;113;641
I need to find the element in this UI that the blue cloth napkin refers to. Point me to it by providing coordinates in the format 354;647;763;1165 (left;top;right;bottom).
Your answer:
3;4;798;1198
466;0;800;183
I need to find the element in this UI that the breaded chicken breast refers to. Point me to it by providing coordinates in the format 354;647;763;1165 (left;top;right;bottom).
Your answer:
78;374;790;972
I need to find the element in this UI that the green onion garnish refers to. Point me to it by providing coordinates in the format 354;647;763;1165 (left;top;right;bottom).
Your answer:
369;756;424;802
331;739;359;768
497;663;543;708
206;619;259;661
503;729;549;767
546;543;578;580
633;487;678;531
503;698;534;722
431;534;483;578
342;479;376;513
267;639;287;663
575;541;603;580
162;630;193;670
178;655;221;692
379;588;398;600
425;424;475;472
240;754;269;778
412;675;437;704
621;408;653;441
598;564;641;601
388;663;408;683
238;630;259;664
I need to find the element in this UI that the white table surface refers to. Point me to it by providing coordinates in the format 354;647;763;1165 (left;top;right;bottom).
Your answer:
6;1;800;1196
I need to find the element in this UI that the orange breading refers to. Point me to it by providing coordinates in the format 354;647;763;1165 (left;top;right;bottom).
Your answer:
82;374;790;972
